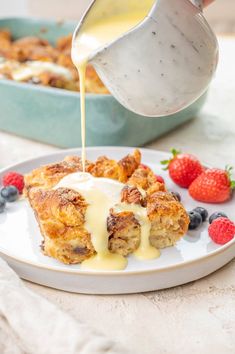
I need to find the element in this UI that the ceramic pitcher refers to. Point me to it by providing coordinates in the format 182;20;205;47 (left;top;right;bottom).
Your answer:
73;0;218;117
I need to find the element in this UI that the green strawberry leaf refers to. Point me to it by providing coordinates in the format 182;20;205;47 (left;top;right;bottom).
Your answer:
230;180;235;189
170;148;181;157
225;165;235;189
161;148;181;170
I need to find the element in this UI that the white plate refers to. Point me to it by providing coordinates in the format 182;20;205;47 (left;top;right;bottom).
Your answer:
0;147;234;294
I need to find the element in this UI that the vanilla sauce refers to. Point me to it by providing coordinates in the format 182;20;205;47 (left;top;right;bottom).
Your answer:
56;0;160;270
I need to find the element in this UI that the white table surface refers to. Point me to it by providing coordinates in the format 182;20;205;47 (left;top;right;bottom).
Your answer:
0;36;234;354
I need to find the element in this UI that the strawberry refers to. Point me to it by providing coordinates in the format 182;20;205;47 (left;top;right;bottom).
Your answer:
161;149;204;188
208;217;235;244
189;166;235;203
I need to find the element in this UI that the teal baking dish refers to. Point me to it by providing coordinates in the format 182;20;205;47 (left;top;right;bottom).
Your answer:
0;17;206;148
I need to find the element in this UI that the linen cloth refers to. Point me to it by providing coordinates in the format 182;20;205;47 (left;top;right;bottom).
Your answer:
0;258;124;354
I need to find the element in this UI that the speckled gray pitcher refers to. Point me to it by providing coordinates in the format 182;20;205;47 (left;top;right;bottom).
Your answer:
73;0;218;117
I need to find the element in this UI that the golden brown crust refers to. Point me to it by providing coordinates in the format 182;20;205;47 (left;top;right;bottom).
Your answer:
24;150;140;195
25;150;189;264
88;149;141;183
0;28;11;41
147;191;190;248
118;149;141;182
29;187;95;264
127;165;165;192
56;34;72;52
24;157;94;195
85;65;109;94
89;156;121;180
107;210;140;256
0;29;12;60
13;36;50;47
5;36;58;62
0;30;109;93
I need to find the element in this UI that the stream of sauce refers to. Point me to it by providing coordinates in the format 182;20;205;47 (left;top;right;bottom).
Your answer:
72;1;155;172
63;0;159;270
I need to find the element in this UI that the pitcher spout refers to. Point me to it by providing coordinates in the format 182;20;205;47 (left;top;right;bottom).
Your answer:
73;0;218;117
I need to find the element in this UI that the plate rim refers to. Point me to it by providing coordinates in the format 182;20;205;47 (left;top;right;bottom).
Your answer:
0;146;234;276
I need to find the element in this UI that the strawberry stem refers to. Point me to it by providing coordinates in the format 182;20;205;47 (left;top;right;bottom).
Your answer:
171;148;181;157
161;148;181;170
226;165;235;189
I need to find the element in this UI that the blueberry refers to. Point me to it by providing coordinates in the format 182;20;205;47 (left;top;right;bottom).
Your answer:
0;196;6;213
209;212;228;224
1;185;19;202
193;207;208;222
188;211;202;230
170;191;181;202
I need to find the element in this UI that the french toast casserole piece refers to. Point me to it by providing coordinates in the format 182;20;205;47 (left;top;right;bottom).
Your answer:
0;29;109;93
24;150;189;264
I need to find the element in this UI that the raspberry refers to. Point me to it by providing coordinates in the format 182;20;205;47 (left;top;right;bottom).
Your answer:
155;175;165;184
208;217;235;245
140;164;150;171
2;172;24;194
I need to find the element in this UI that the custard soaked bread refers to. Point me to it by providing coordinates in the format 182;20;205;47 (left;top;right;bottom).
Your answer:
25;150;189;265
0;29;109;93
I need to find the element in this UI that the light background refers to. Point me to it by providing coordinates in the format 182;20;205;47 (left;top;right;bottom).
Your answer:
0;0;234;34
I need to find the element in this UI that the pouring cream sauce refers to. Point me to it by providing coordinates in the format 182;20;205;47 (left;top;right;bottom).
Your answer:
62;0;159;270
71;0;155;172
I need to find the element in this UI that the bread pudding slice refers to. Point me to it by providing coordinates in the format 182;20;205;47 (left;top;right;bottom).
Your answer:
147;191;189;248
25;150;189;265
29;187;95;264
0;30;109;93
24;156;94;195
24;150;141;195
108;188;189;255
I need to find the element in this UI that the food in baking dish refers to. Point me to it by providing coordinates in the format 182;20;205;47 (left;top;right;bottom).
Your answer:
24;150;189;267
0;29;108;94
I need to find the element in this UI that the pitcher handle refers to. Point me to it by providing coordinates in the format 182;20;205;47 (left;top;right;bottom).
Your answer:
191;0;203;10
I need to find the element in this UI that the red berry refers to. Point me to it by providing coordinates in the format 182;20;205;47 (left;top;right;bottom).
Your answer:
189;168;233;203
208;217;235;244
140;164;164;183
161;149;204;188
155;175;165;184
2;172;24;194
140;164;150;171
